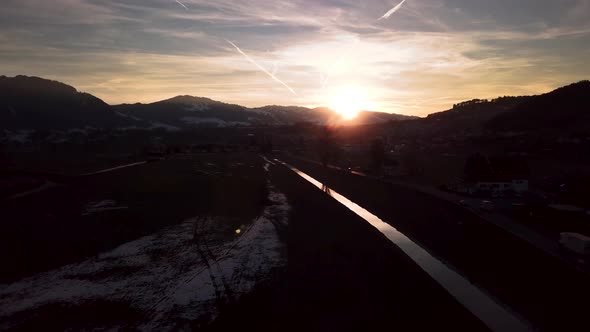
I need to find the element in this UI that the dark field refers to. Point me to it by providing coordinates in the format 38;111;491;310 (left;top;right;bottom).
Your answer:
4;148;587;331
282;155;590;332
0;152;268;283
1;151;497;331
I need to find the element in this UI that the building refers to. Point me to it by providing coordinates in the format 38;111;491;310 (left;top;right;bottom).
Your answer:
465;155;529;196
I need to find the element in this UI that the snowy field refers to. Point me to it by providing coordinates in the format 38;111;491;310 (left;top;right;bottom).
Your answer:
0;177;289;330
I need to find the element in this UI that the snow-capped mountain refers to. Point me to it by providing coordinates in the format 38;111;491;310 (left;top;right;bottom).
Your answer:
114;96;416;129
0;76;415;134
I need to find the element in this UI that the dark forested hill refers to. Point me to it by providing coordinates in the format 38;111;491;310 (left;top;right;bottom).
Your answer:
486;81;590;132
0;76;134;130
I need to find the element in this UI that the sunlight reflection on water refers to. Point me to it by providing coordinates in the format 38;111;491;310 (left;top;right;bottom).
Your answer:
279;160;532;332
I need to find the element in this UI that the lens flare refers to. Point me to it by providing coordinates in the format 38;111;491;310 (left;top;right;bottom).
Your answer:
328;86;370;120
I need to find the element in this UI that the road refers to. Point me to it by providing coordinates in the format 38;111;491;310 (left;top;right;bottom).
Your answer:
5;181;59;200
278;159;531;332
76;161;148;178
291;154;585;273
281;155;590;332
4;160;148;201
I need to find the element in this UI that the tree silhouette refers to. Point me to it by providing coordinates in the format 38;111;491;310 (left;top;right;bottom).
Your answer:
318;126;337;167
370;138;385;170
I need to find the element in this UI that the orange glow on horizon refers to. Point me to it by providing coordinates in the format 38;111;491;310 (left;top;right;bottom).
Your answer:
328;85;371;120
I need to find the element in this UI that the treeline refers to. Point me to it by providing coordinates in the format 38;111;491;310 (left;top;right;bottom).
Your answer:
452;96;525;109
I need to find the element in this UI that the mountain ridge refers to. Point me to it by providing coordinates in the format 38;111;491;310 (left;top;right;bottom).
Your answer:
2;75;589;135
0;75;135;131
486;80;590;132
0;75;416;131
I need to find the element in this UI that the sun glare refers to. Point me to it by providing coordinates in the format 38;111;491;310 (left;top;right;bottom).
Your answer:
328;86;369;120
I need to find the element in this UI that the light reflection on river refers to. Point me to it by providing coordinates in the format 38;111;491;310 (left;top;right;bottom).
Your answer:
279;160;532;332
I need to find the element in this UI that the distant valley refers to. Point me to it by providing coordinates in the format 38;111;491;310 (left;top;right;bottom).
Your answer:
0;75;414;136
1;75;589;145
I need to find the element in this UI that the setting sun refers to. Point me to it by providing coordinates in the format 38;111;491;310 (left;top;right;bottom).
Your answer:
328;86;370;120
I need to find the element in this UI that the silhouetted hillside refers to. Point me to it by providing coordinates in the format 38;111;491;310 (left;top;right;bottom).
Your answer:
115;97;415;128
423;96;530;134
356;110;419;124
486;81;590;132
0;74;414;132
0;75;134;130
392;81;590;138
114;95;257;129
5;75;586;136
391;96;530;137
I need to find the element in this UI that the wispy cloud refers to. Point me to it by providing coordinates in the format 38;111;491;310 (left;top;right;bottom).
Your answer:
225;39;297;96
320;39;359;90
0;0;588;115
378;0;408;21
321;0;405;91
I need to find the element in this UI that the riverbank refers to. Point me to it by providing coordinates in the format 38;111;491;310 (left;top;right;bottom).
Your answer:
281;155;590;331
208;156;489;331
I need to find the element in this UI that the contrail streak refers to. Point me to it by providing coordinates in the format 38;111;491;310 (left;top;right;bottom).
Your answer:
175;0;188;10
225;39;297;96
378;0;407;20
321;1;406;91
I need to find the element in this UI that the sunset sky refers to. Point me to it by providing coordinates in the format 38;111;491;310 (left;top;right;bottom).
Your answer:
0;0;589;116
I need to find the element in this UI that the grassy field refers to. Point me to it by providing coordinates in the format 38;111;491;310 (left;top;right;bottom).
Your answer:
0;152;268;283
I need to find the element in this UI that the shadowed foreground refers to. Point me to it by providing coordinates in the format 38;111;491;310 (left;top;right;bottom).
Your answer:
208;160;488;331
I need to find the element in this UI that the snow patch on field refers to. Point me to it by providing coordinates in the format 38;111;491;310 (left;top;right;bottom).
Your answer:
187;103;209;112
88;200;116;208
181;117;250;127
4;130;34;143
260;156;276;172
83;200;128;215
149;122;181;131
247;108;270;115
67;127;96;135
114;111;142;121
0;183;290;330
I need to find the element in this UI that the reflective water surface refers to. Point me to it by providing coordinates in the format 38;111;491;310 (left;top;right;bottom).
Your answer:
279;160;532;332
